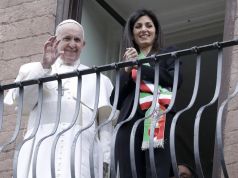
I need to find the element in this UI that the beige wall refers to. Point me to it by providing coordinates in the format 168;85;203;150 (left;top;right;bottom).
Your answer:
0;0;57;83
0;0;57;177
222;0;238;177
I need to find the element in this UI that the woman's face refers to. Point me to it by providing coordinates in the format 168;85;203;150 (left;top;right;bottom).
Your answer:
132;15;156;50
57;23;85;65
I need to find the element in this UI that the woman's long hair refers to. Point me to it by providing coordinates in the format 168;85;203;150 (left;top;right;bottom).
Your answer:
122;9;163;58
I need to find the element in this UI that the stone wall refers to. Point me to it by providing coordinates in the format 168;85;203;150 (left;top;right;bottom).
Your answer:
224;39;238;175
0;0;57;177
223;0;238;177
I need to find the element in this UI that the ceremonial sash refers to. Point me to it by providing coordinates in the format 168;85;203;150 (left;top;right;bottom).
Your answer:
131;61;172;150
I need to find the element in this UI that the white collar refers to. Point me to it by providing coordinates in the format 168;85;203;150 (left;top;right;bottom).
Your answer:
53;57;89;74
55;57;81;69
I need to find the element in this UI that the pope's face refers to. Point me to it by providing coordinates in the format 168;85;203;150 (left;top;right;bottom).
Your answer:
57;23;85;65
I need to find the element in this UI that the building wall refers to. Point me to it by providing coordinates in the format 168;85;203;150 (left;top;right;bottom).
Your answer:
0;0;57;177
1;0;238;177
222;0;238;177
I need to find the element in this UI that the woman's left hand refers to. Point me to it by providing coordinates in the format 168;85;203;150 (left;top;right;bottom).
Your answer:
123;47;138;60
123;47;138;72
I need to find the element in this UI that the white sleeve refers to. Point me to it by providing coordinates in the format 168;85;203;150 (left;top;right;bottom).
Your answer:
4;62;51;114
97;75;114;164
98;75;113;109
98;106;113;164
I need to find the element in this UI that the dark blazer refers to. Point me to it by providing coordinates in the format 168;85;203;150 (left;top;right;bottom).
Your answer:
110;47;183;178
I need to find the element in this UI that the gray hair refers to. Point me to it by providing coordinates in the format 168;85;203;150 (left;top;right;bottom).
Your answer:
55;19;84;39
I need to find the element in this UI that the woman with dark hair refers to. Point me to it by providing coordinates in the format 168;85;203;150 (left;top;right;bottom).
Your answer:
122;8;163;56
111;9;183;178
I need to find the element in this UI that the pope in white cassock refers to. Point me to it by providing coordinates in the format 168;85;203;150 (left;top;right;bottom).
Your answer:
4;19;113;178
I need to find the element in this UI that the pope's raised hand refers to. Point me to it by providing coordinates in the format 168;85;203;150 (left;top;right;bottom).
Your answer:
41;36;62;69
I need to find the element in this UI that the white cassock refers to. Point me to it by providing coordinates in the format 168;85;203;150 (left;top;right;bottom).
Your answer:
4;58;113;178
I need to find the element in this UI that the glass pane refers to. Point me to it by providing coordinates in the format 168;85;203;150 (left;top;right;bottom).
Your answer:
81;0;123;68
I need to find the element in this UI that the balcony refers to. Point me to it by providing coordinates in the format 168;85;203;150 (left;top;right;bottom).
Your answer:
0;39;238;178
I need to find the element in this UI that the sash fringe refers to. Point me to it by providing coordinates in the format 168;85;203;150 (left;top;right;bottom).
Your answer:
141;139;164;150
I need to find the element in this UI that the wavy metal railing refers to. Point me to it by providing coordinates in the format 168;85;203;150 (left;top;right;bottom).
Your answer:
194;45;223;178
32;78;63;178
129;58;160;178
170;49;201;178
0;39;238;178
13;82;44;178
216;80;238;178
149;55;180;178
70;72;100;178
0;86;24;153
89;67;120;178
110;64;142;178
